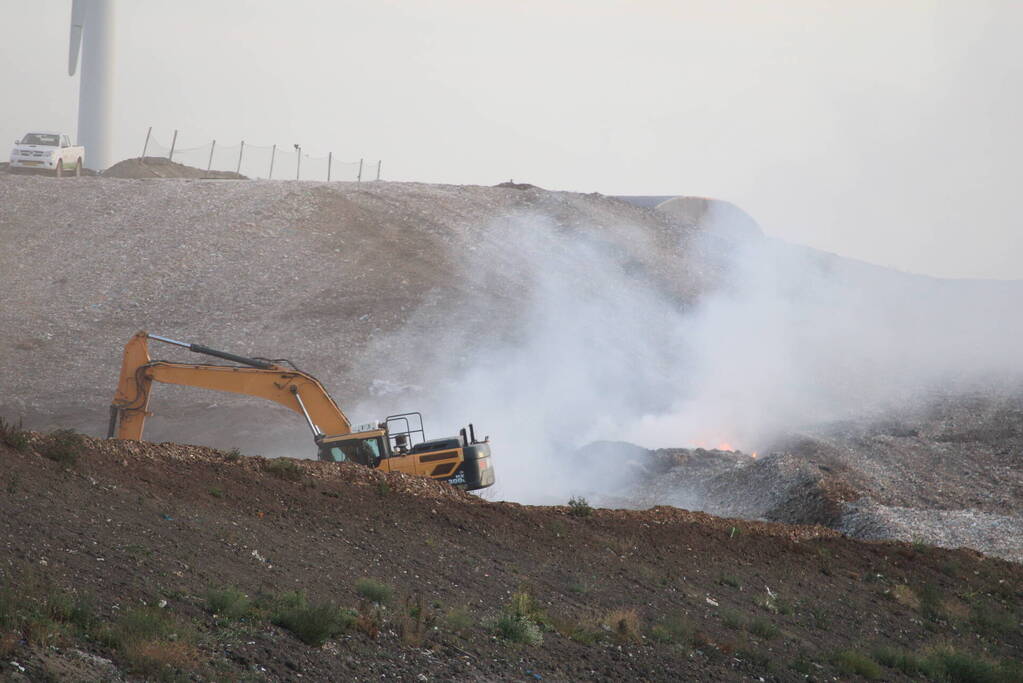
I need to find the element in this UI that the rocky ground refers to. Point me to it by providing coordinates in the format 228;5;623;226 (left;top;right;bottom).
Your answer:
1;432;1020;681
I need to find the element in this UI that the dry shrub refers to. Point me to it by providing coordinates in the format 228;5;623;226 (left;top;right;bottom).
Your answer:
23;617;65;646
399;593;435;647
0;631;19;657
123;639;199;676
602;535;638;557
106;604;201;677
356;602;382;639
888;584;920;609
602;608;641;643
549;613;601;645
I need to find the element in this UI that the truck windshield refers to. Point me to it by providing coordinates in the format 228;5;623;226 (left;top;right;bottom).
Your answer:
21;134;59;146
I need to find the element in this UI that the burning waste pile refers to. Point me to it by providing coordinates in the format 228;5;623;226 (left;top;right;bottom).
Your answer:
356;197;1023;562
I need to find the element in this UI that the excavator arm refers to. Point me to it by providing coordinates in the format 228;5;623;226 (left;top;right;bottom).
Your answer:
108;331;351;441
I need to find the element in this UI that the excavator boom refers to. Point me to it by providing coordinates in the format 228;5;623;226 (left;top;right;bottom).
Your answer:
108;331;351;440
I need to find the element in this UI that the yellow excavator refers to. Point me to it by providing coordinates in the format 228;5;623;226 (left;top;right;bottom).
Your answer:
107;331;495;491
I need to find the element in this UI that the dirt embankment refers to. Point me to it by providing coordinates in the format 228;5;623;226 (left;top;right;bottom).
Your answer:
1;434;1021;681
103;157;246;179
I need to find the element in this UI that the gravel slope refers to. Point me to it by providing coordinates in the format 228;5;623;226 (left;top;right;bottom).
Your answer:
2;171;1021;564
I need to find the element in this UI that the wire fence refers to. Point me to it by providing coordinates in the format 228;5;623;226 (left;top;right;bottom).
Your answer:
138;128;381;182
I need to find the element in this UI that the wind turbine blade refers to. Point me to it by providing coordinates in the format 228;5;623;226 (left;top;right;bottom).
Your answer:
69;0;85;76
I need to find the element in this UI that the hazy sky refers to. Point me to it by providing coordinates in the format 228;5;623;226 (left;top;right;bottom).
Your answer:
3;0;1021;279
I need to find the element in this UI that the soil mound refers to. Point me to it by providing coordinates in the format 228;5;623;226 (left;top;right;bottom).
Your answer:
1;434;1020;680
103;156;247;179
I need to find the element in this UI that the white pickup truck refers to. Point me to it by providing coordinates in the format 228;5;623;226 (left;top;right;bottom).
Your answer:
8;132;85;176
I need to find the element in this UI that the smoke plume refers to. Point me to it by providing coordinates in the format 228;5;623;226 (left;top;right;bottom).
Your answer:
357;208;1023;504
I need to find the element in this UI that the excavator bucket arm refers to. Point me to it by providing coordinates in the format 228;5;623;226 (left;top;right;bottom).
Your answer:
108;331;351;440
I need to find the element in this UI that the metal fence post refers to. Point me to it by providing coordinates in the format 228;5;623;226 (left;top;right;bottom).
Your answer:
295;144;301;180
236;140;245;175
269;144;276;179
168;129;178;161
206;140;216;177
376;160;381;181
327;152;332;182
140;126;152;160
357;158;363;186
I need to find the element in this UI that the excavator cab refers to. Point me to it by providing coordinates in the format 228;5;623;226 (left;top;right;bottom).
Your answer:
108;332;494;492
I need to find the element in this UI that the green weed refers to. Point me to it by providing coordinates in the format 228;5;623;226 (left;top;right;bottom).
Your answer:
443;607;473;634
970;603;1016;638
41;428;84;466
649;613;693;645
921;646;1012;683
872;646;924;676
718;575;741;589
355;578;393;606
833;650;883;679
271;591;355;646
567;496;592;517
206;587;252;620
263;458;302;481
494;613;543;645
748;617;779;640
493;591;545;646
720;608;746;630
918;582;947;622
0;417;30;452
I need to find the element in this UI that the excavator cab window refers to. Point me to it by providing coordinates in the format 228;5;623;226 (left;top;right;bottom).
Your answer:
324;436;384;467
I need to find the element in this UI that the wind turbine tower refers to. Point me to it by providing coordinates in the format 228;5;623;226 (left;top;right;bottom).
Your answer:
69;0;116;170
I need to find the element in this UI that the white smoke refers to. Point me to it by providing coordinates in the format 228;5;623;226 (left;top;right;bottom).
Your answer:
357;208;1023;504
